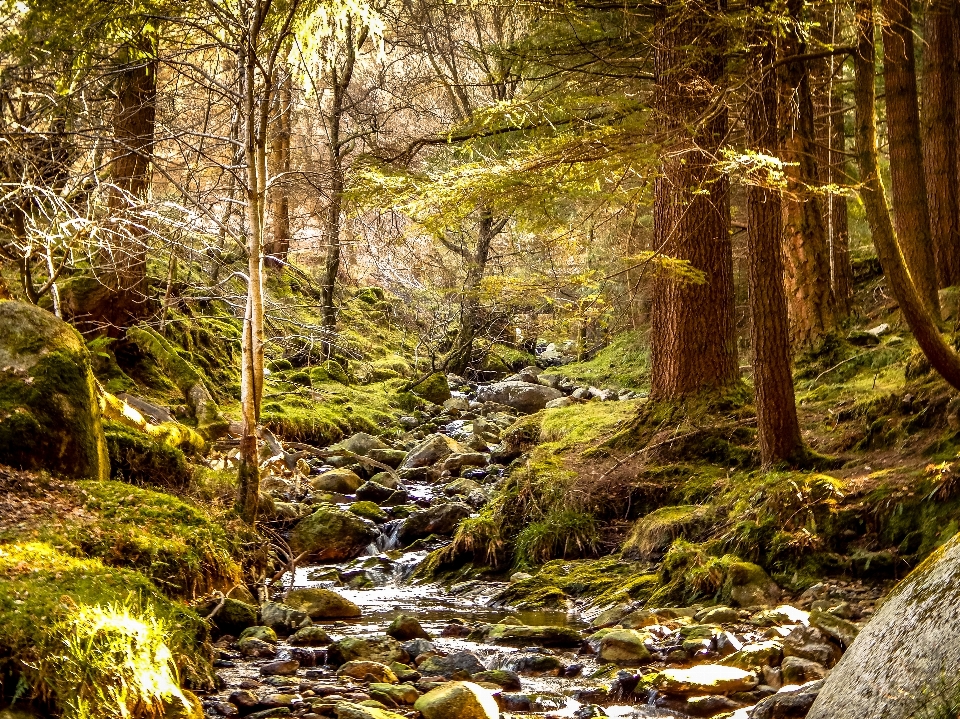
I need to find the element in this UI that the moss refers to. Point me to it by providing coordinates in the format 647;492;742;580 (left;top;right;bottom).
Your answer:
514;509;600;567
543;332;649;390
622;505;712;561
485;344;537;372
411;372;451;405
0;542;211;717
104;423;193;490
349;501;387;522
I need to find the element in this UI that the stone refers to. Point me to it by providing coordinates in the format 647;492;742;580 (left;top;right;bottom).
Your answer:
725;561;780;608
229;690;260;710
645;665;758;696
261;660;299;677
227;584;258;605
752;605;809;626
328;636;408;667
290;504;380;561
355;481;395;504
475;381;564;413
781;656;828;684
504;653;563;676
485;624;583;647
310;468;364;494
751;680;823;719
413;681;500;719
284;588;361;619
201;597;258;637
443;478;482;496
722;641;783;670
238;637;277;658
598;629;653;665
386;614;429;641
367;449;407;469
442;453;488;473
260;602;311;635
333;702;406;719
399;434;462;469
697;606;738;624
336;661;398;683
589;604;632;630
443;396;471;411
368;683;419;706
808;609;859;648
367;472;400;489
411;373;452;405
288;626;333;646
401;639;435;661
397;502;471;543
338;432;387;456
240;626;278;644
418;650;486;677
545;397;573;409
619;610;660;630
782;626;841;668
471;670;522;690
349;501;388;522
0;301;110;480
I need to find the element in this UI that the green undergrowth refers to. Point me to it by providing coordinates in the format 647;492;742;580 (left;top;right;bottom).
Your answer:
543;331;649;390
481;343;538;374
0;542;211;718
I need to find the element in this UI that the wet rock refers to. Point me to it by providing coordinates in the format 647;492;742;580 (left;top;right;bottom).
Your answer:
367;448;407;468
355;482;395;503
289;504;380;561
619;610;660;630
240;626;278;644
386;614;429;641
485;624;583;648
752;680;823;719
589;604;632;630
696;606;738;624
261;660;299;677
443;477;482;497
239;637;277;658
781;656;828;684
726;561;781;608
389;661;421;683
504;653;564;676
782;626;841;668
257;694;300;709
414;681;500;719
336;661;398;683
348;501;388;522
397;502;471;543
808;609;859;648
339;432;387;456
475;381;563;413
658;694;743;717
598;629;653;665
472;670;522;690
417;651;485;677
411;373;452;405
401;639;435;661
752;605;809;626
368;683;419;706
310;468;364;494
328;637;408;667
203;598;258;637
400;434;461;469
333;702;406;719
229;690;260;711
721;641;782;670
260;602;311;635
442;452;488;474
644;665;758;696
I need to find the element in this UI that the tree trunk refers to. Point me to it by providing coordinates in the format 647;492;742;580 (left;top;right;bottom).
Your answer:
853;0;960;390
779;0;836;347
830;75;854;315
649;0;738;400
881;0;940;315
320;165;343;341
746;2;803;465
922;0;960;289
266;69;292;269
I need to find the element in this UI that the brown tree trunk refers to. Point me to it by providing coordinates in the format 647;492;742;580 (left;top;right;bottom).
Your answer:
649;0;738;400
747;2;803;466
779;0;836;347
881;0;940;315
854;0;960;390
265;69;292;269
830;77;854;315
922;0;960;289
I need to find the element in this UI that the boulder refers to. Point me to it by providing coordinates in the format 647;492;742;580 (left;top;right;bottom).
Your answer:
645;665;758;696
336;660;398;683
356;481;396;503
417;651;486;677
289;504;379;561
200;597;257;636
598;629;653;665
0;301;109;480
398;502;471;543
400;434;461;469
367;448;407;468
471;670;522;690
721;641;783;670
239;626;277;644
369;683;420;706
475;381;563;413
485;624;583;648
782;625;841;668
411;373;452;405
327;636;408;667
287;626;332;646
781;656;828;685
260;660;299;677
260;601;311;635
386;614;430;641
349;501;388;522
443;478;482;497
413;681;500;719
284;588;361;619
338;432;387;456
724;561;780;608
310;468;363;494
333;702;406;719
238;637;276;658
808;609;859;649
442;453;488;474
401;638;436;661
503;653;563;676
751;681;823;719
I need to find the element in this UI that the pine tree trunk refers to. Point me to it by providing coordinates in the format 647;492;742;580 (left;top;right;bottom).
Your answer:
747;2;803;465
649;0;738;400
266;69;292;269
830;77;854;315
882;0;940;315
922;0;960;289
779;0;836;347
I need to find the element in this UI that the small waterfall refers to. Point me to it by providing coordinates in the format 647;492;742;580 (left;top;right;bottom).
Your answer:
364;518;404;555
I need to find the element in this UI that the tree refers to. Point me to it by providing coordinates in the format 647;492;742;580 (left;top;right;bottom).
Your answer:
265;66;293;269
648;0;737;400
745;2;803;465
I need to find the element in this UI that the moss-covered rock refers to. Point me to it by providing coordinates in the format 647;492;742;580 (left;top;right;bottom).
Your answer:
104;422;193;489
0;301;109;481
284;588;361;619
289;504;380;561
411;373;451;405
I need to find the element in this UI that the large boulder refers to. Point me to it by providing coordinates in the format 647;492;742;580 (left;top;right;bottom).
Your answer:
411;373;452;405
398;502;471;544
327;636;408;667
598;629;653;665
413;681;499;719
807;532;960;719
475;381;563;413
338;432;387;456
386;614;429;641
310;468;363;494
418;651;486;677
400;434;461;470
284;588;361;619
644;665;758;696
260;601;311;635
289;503;379;561
0;301;109;480
486;624;583;648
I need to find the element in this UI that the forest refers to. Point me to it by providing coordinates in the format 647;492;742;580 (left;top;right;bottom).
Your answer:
2;0;960;717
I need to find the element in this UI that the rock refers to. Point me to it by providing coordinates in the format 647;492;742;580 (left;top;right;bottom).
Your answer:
401;639;435;661
510;572;533;583
227;585;258;605
782;626;841;668
386;614;430;641
808;609;859;648
413;681;500;719
327;636;408;667
598;629;653;665
722;641;783;670
0;301;109;480
260;602;311;635
475;381;563;413
229;689;260;710
589;604;632;629
781;656;828;684
284;589;361;619
697;606;738;624
725;561;780;608
400;434;463;470
201;597;258;636
310;468;363;494
339;432;387;456
504;653;564;676
418;651;486;677
368;683;420;706
619;610;660;630
545;397;573;409
260;660;299;677
443;396;471;411
443;478;482;496
397;502;471;543
442;452;488;473
336;661;398;683
367;448;407;468
238;637;277;658
333;702;406;719
752;605;809;626
289;504;379;561
390;661;421;683
485;624;583;647
240;626;278;644
661;695;742;717
751;680;823;719
645;665;758;696
288;626;332;646
349;501;388;522
411;373;452;404
471;670;522;690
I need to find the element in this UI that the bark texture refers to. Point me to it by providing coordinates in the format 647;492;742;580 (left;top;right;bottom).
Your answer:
266;70;293;268
649;0;738;400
